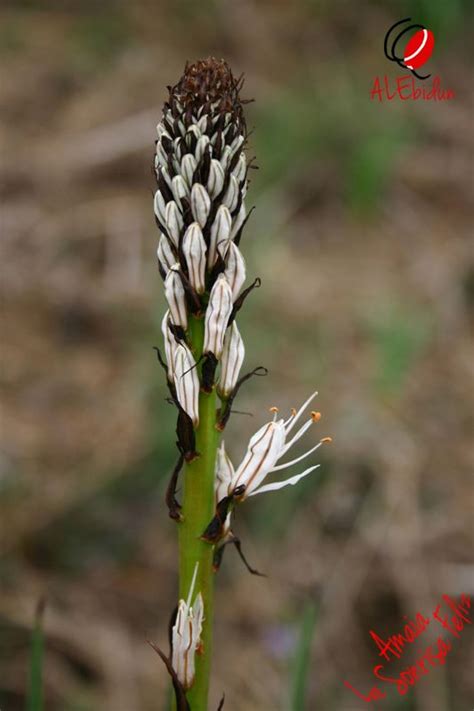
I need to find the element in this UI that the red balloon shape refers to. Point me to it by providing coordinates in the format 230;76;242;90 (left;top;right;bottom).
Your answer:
404;29;435;70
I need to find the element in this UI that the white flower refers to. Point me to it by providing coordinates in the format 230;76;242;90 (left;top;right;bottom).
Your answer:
173;343;200;427
171;563;204;690
230;391;330;499
203;274;233;358
217;321;245;397
190;183;211;228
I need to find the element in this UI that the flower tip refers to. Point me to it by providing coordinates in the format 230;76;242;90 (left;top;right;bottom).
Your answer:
320;436;332;444
269;406;279;414
311;411;322;422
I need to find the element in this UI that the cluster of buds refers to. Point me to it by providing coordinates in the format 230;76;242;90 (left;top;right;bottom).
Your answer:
154;58;263;464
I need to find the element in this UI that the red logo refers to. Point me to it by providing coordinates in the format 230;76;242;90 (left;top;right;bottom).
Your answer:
384;18;435;80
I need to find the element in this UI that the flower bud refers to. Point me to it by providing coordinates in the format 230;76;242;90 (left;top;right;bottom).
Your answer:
182;223;207;294
191;183;211;228
215;441;235;503
161;310;177;380
195;134;210;162
207;159;225;198
164;264;187;329
203;274;233;358
218;321;245;397
223;242;246;300
165;201;183;247
173;343;200;427
157;235;176;276
153;189;167;226
223;175;239;213
232;153;247;183
171;563;203;690
181;153;197;187
171;175;188;204
230;203;246;240
208;205;232;268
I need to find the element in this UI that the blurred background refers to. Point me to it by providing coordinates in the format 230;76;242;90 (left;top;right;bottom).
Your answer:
1;1;473;710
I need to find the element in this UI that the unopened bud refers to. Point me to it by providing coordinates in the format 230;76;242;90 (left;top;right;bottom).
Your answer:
232;153;247;183
223;242;246;300
222;175;239;213
157;235;176;276
181;153;197;188
191;183;211;228
165;201;183;247
161;310;177;380
171;175;188;204
182;223;207;294
204;274;233;358
208;205;231;268
153;190;167;226
164;265;187;329
173;343;200;427
207;159;225;198
218;321;245;397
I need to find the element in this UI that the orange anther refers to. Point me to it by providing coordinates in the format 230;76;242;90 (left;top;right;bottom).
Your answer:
290;407;297;416
269;406;279;414
311;411;322;422
320;436;332;444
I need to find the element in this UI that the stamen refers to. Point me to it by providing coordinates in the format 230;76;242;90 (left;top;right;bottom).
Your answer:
271;441;323;472
185;562;199;608
281;417;314;455
311;411;321;422
321;436;332;444
284;390;318;435
269;406;279;413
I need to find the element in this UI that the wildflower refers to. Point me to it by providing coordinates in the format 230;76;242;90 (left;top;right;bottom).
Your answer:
171;563;204;690
173;343;200;427
217;321;245;398
230;391;330;499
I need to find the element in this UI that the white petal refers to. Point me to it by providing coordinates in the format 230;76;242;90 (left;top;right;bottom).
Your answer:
157;235;175;275
172;175;188;203
164;265;187;329
173;344;199;426
153;190;167;225
248;465;320;497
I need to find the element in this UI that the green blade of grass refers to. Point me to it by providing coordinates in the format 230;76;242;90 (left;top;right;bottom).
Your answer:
27;598;45;711
290;601;317;711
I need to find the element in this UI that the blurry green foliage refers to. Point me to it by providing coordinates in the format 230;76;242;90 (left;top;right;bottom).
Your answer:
290;601;317;711
369;304;433;396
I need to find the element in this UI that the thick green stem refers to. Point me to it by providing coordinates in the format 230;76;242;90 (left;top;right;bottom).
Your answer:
178;314;219;710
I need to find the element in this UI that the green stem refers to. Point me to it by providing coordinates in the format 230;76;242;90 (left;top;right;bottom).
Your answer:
178;314;219;710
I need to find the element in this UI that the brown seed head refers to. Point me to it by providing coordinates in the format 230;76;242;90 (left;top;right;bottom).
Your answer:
166;57;247;134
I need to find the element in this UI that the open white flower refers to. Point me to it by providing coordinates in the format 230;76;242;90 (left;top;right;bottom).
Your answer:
171;563;204;690
229;391;331;499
